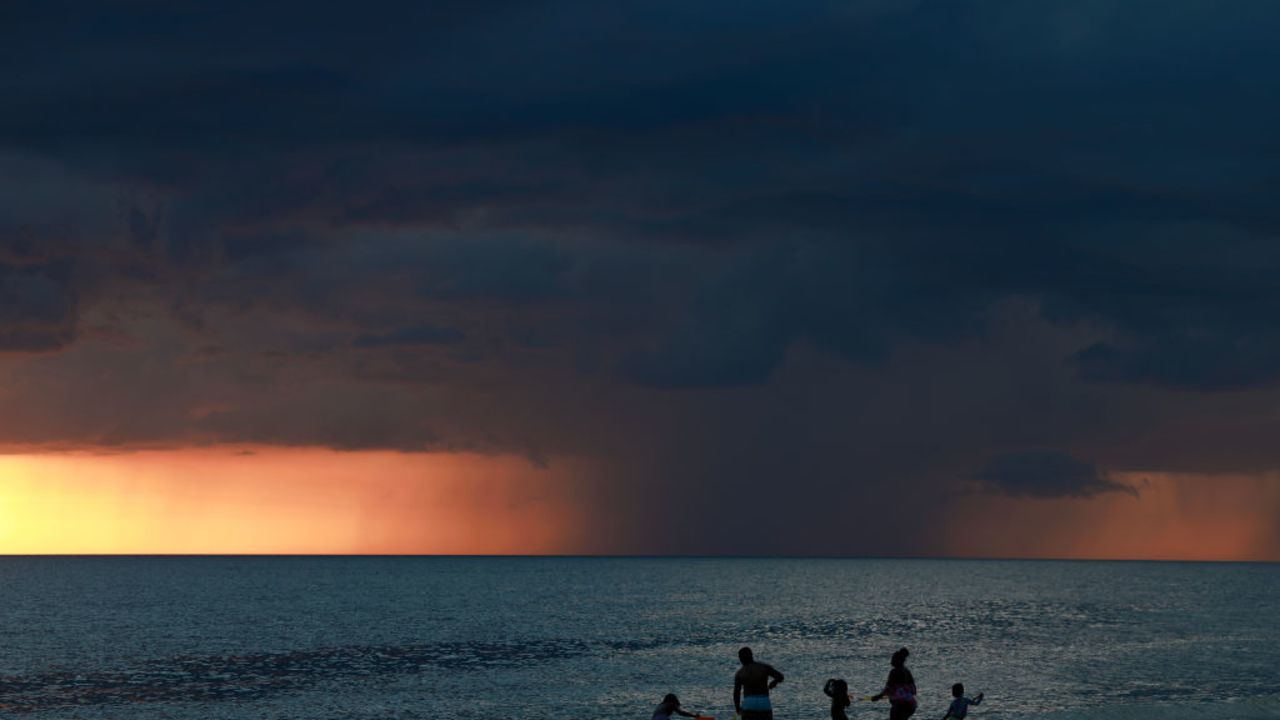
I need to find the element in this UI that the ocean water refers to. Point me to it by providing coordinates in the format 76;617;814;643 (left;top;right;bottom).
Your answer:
0;558;1277;720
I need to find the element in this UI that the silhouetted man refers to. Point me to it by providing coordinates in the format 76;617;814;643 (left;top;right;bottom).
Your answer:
734;646;783;720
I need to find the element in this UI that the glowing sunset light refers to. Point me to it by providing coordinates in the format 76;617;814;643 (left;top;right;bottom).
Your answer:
0;449;585;555
945;472;1280;562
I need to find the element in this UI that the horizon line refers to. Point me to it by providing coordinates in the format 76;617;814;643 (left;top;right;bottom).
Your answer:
0;553;1275;564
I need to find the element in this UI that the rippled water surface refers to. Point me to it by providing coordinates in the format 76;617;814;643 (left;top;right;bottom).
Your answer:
0;558;1277;719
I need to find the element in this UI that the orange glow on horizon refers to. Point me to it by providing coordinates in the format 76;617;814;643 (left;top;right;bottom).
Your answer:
0;448;586;554
944;472;1280;562
3;448;1276;559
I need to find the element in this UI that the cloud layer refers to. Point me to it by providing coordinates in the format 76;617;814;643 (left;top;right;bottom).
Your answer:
3;1;1280;553
976;450;1137;499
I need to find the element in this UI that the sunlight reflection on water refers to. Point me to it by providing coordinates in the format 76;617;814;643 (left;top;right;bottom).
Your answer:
0;558;1276;719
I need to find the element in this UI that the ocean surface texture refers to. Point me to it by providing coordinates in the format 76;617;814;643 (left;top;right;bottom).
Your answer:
0;558;1276;720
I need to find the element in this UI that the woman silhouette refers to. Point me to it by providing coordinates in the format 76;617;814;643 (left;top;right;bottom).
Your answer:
870;648;916;720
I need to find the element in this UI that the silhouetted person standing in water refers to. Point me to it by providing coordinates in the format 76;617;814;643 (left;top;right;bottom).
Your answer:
734;646;784;720
870;647;917;720
824;678;852;720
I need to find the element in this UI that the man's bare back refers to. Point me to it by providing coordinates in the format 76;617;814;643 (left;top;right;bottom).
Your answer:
735;662;780;697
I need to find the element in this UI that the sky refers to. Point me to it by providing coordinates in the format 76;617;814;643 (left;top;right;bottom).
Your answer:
2;1;1279;558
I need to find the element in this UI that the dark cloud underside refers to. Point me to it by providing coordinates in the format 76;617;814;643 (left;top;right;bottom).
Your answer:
976;449;1136;499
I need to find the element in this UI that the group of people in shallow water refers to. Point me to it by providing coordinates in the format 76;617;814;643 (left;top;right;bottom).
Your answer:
653;647;984;720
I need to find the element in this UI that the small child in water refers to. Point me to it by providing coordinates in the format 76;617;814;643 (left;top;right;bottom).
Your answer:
941;683;983;720
824;678;851;720
652;693;701;720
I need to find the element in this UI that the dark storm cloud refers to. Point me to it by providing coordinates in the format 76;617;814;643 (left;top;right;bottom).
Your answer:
0;263;80;351
352;324;465;348
976;450;1137;499
1075;337;1280;391
3;1;1280;552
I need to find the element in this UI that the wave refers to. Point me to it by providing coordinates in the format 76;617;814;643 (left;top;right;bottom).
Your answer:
0;638;589;713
